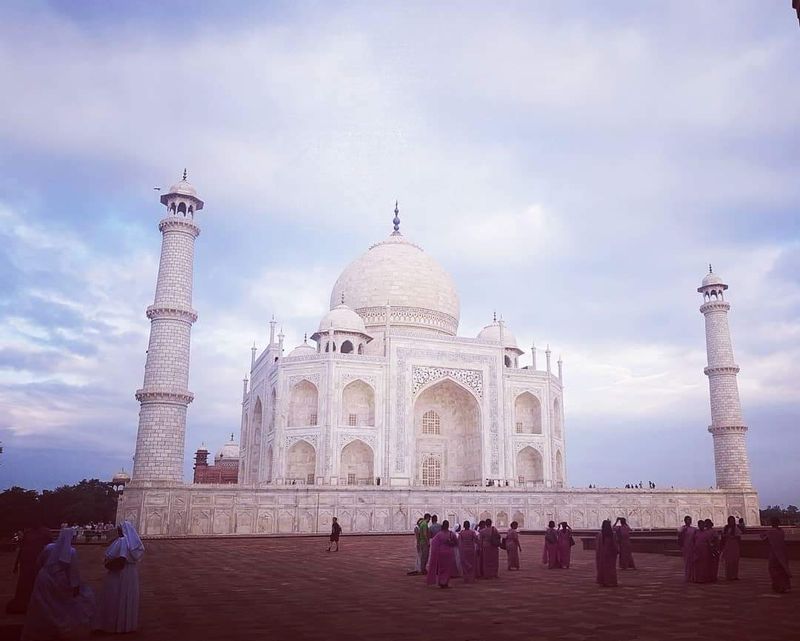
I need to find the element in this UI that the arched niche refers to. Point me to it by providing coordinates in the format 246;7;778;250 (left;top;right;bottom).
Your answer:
340;439;374;485
414;378;482;486
555;450;564;486
514;392;542;434
288;380;318;427
286;440;316;483
516;446;543;485
341;379;375;426
553;397;563;438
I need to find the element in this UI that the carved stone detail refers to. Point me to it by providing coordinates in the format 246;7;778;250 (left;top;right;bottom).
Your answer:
412;366;483;399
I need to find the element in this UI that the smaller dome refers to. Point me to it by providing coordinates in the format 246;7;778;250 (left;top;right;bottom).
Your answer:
317;304;368;335
701;272;725;287
477;320;524;354
112;469;130;485
167;179;198;197
216;436;240;461
288;341;316;358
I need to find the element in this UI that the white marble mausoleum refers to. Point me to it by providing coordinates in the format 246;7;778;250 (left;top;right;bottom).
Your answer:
120;176;760;536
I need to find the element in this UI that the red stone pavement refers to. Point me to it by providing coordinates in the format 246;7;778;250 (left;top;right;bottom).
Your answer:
1;535;796;641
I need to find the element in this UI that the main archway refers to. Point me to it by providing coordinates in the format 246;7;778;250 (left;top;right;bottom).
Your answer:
414;378;482;486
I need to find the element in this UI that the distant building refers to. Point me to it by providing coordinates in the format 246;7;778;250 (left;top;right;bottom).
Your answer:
193;435;240;484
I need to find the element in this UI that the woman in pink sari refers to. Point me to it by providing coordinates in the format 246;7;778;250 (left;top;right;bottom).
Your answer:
761;517;792;593
543;521;559;569
721;516;742;581
678;515;697;582
476;520;485;578
426;520;458;589
458;521;479;583
692;520;713;583
614;517;635;570
595;520;618;587
479;518;501;578
704;519;720;582
556;522;573;569
505;521;522;570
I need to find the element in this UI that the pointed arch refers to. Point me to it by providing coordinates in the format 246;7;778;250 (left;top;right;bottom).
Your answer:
341;379;375;426
286;440;316;483
514;391;542;434
555;449;564;486
516;446;543;485
553;397;563;438
269;387;276;432
340;340;354;354
340;439;374;485
289;380;318;427
249;397;263;483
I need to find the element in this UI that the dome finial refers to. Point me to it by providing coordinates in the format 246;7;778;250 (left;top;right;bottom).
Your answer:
182;168;188;181
303;333;308;344
392;201;401;233
230;432;234;442
493;310;497;322
341;291;345;305
709;263;713;274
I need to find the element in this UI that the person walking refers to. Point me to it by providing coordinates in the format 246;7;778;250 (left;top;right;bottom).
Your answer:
595;520;618;587
327;517;342;552
480;518;501;578
426;520;458;588
614;517;636;570
721;516;743;581
94;521;145;634
678;516;697;582
417;514;432;573
458;521;479;583
543;521;559;569
556;522;574;569
6;518;52;614
761;517;792;593
23;527;95;641
505;521;522;570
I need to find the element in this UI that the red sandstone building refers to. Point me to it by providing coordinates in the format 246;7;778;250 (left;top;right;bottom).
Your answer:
193;435;240;484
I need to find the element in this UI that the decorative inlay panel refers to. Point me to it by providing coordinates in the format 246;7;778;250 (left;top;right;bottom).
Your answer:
412;366;483;399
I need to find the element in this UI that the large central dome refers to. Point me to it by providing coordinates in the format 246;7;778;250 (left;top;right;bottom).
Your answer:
330;231;460;336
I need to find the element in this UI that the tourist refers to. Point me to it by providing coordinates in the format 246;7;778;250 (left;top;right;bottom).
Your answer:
6;518;52;614
692;520;714;583
677;515;697;582
417;514;432;573
761;517;792;593
595;520;618;587
23;527;95;640
721;516;743;581
556;522;574;569
327;517;342;552
704;519;720;582
480;518;501;578
614;517;635;570
430;514;442;537
543;520;559;568
94;521;145;634
475;520;485;577
408;518;424;575
738;517;746;532
458;521;479;583
426;520;458;589
505;521;522;570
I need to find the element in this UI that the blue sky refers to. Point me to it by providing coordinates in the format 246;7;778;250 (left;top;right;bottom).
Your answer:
0;1;798;506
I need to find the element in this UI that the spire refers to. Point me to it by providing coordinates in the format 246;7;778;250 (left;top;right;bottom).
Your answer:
392;201;401;234
182;168;188;181
341;291;345;305
230;432;234;442
709;263;713;274
493;310;497;323
303;333;308;344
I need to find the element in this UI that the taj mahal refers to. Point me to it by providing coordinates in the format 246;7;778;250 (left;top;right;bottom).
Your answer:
119;174;760;536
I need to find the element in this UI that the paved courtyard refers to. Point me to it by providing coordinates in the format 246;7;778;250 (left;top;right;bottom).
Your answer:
1;535;796;641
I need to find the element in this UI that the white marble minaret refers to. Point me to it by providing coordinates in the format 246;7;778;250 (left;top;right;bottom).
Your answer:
698;266;752;489
132;172;203;483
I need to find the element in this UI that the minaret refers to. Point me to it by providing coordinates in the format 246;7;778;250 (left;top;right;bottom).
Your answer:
698;266;752;488
132;171;203;483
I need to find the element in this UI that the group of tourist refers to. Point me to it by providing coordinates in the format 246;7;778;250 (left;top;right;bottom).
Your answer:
542;520;576;569
7;519;145;639
594;517;637;587
678;515;791;593
410;514;524;588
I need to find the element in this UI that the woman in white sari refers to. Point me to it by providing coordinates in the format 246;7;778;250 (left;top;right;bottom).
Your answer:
94;521;145;633
23;527;95;641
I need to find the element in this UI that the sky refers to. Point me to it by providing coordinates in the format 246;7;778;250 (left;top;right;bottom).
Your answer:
0;1;798;506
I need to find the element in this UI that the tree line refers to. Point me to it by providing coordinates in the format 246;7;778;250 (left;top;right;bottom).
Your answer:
0;479;119;539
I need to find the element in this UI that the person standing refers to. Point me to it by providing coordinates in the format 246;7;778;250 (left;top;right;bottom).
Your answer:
704;519;720;582
426;520;458;588
614;517;636;570
721;516;743;581
23;527;95;641
429;514;442;537
327;517;342;552
480;518;501;578
94;521;145;634
677;516;697;582
761;517;792;594
408;518;424;575
6;519;52;614
556;522;574;569
417;514;432;573
692;520;713;583
544;521;559;569
458;521;479;583
505;521;522;570
595;520;618;587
